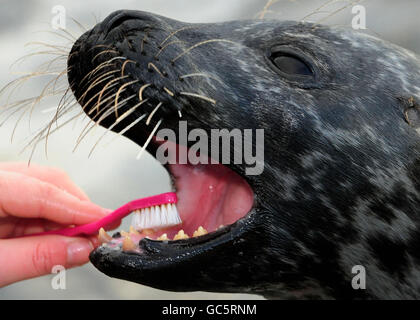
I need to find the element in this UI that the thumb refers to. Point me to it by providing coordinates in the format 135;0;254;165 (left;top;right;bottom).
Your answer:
0;235;95;287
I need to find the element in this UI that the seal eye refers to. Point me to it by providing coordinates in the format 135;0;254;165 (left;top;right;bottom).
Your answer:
271;54;313;76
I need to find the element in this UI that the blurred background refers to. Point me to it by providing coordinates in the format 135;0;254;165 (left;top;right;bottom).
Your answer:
0;0;419;299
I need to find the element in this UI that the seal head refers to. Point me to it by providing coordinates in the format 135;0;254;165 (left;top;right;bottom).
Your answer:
68;10;420;299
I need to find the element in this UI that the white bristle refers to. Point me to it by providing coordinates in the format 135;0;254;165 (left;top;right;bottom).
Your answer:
131;203;182;231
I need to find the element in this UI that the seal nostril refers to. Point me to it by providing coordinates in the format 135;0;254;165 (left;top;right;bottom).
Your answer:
106;16;138;35
102;10;156;36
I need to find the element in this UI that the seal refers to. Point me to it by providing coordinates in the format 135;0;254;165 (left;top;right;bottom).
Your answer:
67;10;420;299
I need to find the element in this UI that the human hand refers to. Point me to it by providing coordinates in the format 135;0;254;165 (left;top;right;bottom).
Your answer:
0;162;114;287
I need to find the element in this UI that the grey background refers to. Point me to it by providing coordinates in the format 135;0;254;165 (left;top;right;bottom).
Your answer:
0;0;418;299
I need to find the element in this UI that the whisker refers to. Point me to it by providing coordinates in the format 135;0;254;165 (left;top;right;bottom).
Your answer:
27;69;68;128
75;91;117;144
114;80;139;117
301;0;342;21
85;56;126;82
58;27;78;41
257;0;280;19
312;0;364;26
136;119;162;160
105;113;147;147
116;99;149;123
69;17;88;32
0;72;63;103
172;39;238;64
25;41;70;52
146;102;162;125
11;50;67;69
44;88;76;156
179;72;222;83
81;82;119;115
163;87;174;97
148;62;166;78
95;75;129;114
22;109;83;163
179;92;216;104
154;40;184;58
160;26;200;47
87;44;115;52
87;95;138;157
140;33;149;55
79;69;119;103
138;83;151;101
74;90;126;150
92;49;119;62
33;30;75;43
87;84;122;115
121;59;136;76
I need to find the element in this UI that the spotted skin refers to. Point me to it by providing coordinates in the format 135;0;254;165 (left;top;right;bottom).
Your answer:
67;10;420;299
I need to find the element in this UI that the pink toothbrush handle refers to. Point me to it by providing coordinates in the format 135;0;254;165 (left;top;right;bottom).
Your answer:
24;192;177;237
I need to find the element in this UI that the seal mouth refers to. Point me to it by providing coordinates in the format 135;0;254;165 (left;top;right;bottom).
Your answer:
98;139;254;252
66;12;255;251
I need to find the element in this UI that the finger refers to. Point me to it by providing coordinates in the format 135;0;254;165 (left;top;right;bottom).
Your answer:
0;162;90;201
0;217;65;238
0;171;111;225
0;235;94;287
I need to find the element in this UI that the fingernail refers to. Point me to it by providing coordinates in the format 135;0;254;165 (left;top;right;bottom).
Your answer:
67;239;94;266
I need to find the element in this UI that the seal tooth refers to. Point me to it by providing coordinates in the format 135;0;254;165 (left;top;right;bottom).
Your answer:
193;226;208;237
218;225;224;230
173;229;189;240
121;230;129;237
98;227;112;243
129;226;139;235
157;233;168;241
122;235;136;251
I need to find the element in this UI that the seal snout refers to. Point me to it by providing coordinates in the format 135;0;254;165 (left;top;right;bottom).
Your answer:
67;13;192;134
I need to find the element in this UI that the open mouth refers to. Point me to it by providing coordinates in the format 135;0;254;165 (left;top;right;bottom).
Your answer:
98;140;255;252
63;11;264;291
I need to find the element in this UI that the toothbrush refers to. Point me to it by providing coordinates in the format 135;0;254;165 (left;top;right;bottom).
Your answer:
25;192;177;237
